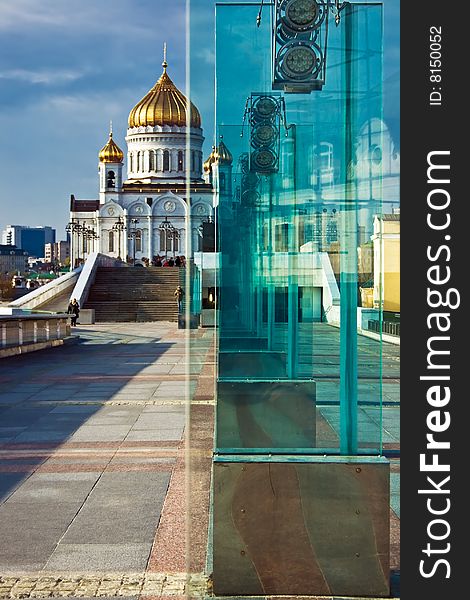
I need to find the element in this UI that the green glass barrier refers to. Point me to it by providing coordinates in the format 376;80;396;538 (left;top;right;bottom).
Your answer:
210;2;384;456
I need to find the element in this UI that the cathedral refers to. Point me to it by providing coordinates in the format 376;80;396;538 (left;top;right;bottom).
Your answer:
68;52;232;267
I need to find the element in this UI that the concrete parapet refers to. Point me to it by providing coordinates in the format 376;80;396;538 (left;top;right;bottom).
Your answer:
0;312;73;358
9;269;81;310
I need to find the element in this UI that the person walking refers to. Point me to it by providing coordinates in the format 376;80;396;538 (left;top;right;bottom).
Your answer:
67;298;80;326
174;285;184;312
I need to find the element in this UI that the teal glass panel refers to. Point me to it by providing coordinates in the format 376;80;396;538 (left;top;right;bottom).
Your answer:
212;2;384;455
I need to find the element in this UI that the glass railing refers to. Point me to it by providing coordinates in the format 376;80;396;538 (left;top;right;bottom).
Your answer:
212;1;384;456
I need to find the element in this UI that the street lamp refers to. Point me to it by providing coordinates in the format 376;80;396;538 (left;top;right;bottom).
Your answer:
112;216;126;259
171;229;180;259
74;222;89;262
127;218;139;265
85;227;99;256
66;219;84;268
158;217;175;261
267;0;346;93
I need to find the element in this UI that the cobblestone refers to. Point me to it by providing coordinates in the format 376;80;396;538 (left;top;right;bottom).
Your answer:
0;573;210;599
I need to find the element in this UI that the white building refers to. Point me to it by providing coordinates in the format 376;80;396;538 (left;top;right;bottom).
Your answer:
69;55;232;268
45;241;70;265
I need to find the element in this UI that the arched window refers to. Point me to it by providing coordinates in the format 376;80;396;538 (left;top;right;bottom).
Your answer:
178;150;184;171
219;172;226;192
163;150;170;172
135;230;142;252
108;230;114;253
149;151;155;171
107;170;115;188
159;229;178;253
191;151;195;171
129;153;134;172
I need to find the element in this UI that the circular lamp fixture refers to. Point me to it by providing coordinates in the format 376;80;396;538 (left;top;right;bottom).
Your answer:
242;189;261;205
281;42;321;80
252;123;278;148
242;172;261;189
285;0;319;31
252;148;278;171
252;96;278;120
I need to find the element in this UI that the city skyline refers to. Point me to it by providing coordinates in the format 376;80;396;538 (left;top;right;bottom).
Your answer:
0;0;399;237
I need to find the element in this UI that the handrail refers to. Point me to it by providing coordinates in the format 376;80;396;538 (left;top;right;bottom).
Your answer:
69;253;126;307
9;267;82;309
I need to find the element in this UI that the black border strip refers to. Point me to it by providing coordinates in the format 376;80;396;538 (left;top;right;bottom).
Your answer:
401;0;465;597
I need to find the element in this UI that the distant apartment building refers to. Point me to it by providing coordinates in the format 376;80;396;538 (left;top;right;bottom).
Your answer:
0;245;29;274
45;241;70;265
1;225;56;258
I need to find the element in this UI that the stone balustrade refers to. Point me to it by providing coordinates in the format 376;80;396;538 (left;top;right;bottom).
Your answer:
0;310;74;358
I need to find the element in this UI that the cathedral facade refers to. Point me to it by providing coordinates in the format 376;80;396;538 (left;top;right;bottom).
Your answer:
68;56;231;267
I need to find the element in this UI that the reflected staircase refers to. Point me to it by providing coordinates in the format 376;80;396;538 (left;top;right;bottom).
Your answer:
84;266;182;322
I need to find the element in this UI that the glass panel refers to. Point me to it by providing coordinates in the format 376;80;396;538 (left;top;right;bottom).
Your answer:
213;1;384;455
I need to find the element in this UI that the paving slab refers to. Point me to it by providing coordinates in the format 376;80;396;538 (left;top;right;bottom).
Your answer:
5;477;99;504
124;429;183;442
0;321;398;598
60;503;164;544
68;425;134;442
44;543;152;572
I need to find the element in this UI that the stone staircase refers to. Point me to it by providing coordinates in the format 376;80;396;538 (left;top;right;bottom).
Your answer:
84;266;183;322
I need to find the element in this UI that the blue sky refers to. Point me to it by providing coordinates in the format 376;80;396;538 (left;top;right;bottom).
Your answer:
0;0;399;239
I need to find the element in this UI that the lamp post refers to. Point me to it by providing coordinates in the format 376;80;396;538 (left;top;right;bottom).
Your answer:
112;216;126;260
267;0;346;93
65;219;84;269
171;228;180;259
158;217;175;261
85;227;99;256
78;223;88;260
127;218;139;265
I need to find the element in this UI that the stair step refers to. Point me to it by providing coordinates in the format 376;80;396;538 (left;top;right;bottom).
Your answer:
85;266;185;322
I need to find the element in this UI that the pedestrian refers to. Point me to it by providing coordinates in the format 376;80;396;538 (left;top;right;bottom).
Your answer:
168;257;174;267
67;298;80;326
175;255;181;267
174;285;184;312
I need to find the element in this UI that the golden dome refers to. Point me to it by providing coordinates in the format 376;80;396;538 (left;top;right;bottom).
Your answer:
99;132;124;163
203;139;233;172
128;62;201;129
216;139;233;164
203;146;217;173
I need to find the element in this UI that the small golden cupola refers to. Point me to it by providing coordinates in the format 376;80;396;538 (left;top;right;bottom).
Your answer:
99;129;124;163
203;138;233;173
215;138;233;164
203;146;217;173
128;52;201;129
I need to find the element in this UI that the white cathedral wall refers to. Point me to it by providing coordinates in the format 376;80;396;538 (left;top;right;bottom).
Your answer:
125;126;204;180
72;175;213;263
